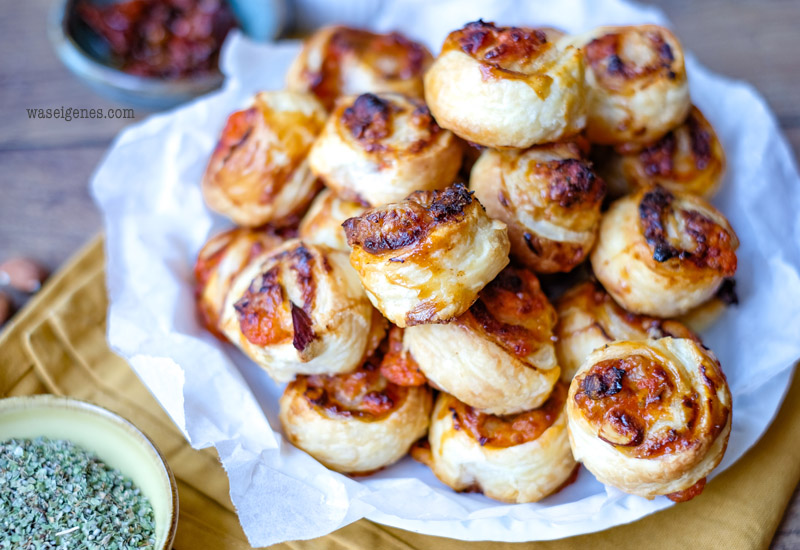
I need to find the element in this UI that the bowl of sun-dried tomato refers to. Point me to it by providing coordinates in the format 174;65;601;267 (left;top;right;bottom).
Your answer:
48;0;240;109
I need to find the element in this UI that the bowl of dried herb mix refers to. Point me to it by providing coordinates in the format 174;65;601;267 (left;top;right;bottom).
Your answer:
0;395;178;549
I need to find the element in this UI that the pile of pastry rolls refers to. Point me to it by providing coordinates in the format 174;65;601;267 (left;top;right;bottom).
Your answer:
193;20;736;504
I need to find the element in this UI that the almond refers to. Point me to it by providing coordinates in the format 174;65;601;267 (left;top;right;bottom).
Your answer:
0;258;49;293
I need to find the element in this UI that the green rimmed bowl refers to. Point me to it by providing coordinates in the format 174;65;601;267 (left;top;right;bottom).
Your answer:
0;395;179;549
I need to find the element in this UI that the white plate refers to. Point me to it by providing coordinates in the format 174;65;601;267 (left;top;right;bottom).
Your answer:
91;0;800;546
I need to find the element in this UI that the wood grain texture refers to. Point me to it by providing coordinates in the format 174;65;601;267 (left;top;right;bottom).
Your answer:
0;1;798;547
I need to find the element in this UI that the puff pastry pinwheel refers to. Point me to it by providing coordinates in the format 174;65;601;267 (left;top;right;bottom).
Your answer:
342;183;510;327
286;25;432;110
591;186;738;317
566;338;731;501
308;92;462;207
676;278;739;334
470;141;606;273
194;227;283;339
555;280;699;382
405;265;559;415
279;342;433;474
202;91;327;227
422;383;576;503
571;25;690;146
298;188;365;251
424;21;586;148
219;239;384;382
596;106;726;199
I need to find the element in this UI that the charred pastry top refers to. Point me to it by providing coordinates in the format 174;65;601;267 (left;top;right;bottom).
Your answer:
342;93;395;142
343;183;475;255
339;93;441;154
444;19;551;72
447;382;567;448
455;265;556;361
233;244;319;352
306;27;431;108
638;186;737;274
534;158;607;208
295;341;408;420
573;353;729;458
638;108;715;176
584;28;680;90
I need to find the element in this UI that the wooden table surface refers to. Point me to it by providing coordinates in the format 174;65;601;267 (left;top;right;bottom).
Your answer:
0;1;798;547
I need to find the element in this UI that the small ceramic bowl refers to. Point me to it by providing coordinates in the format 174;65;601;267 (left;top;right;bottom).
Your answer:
48;0;225;110
0;395;179;549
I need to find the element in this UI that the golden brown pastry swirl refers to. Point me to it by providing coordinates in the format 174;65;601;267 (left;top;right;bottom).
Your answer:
194;227;283;339
471;141;606;273
308;92;462;207
591;186;738;317
566;338;731;501
404;264;559;415
286;25;432;110
597;106;726;199
201;91;326;227
219;239;383;381
279;334;432;474
424;20;586;148
421;382;576;503
343;183;510;327
570;25;690;146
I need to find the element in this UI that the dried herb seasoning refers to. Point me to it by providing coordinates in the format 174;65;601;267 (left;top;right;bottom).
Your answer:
0;437;156;549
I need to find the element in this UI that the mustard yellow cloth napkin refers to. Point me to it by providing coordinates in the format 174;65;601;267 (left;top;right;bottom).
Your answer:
0;235;796;550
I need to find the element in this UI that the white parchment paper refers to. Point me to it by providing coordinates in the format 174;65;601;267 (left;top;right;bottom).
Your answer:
90;0;800;545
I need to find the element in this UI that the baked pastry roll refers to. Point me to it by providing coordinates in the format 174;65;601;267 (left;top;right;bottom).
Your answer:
573;25;690;146
194;227;283;339
424;21;586;148
597;107;726;199
308;92;462;207
555;280;699;382
298;188;365;251
286;25;432;111
566;338;731;501
202;91;327;227
470;141;606;273
343;183;510;327
422;383;576;503
219;239;383;382
279;343;433;474
676;278;738;333
405;265;559;415
591;186;738;317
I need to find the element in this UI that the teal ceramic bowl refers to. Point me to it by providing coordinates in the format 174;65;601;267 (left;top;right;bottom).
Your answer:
0;395;179;549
